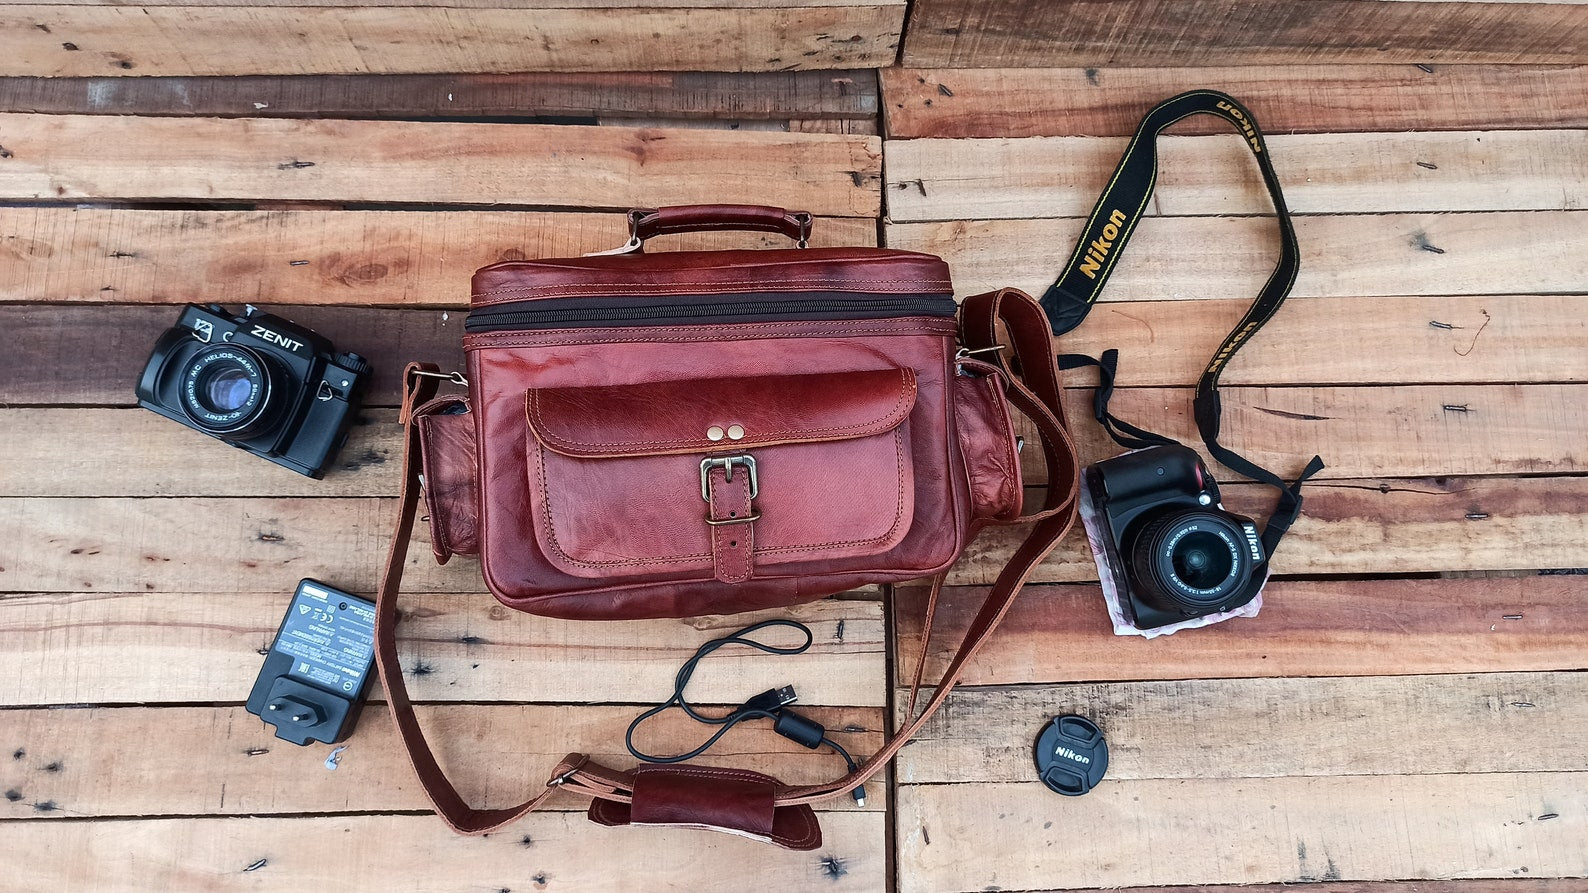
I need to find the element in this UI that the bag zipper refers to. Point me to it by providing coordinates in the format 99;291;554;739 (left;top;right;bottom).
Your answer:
465;293;956;333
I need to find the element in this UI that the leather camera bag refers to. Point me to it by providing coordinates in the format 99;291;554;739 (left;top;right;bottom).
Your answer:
375;204;1080;848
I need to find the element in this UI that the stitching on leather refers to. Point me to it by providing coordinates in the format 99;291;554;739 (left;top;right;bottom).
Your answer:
532;436;711;569
466;318;957;350
709;473;753;583
525;370;915;453
473;277;952;304
753;425;909;555
777;806;819;849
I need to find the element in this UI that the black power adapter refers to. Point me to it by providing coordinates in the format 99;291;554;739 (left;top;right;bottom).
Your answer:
246;579;377;745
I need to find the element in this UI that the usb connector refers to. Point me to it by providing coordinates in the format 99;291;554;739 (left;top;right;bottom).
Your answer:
742;686;798;714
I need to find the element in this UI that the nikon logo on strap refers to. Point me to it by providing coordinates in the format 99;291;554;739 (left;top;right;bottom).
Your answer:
1078;209;1128;280
1216;100;1262;154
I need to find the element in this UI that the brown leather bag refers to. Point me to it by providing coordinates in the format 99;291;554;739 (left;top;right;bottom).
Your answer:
376;204;1079;848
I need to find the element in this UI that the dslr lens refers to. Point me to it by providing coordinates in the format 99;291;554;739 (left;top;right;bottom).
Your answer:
199;366;256;414
1127;510;1253;613
179;345;279;436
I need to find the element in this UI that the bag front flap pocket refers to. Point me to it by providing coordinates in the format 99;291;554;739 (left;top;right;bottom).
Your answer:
523;368;917;581
526;368;915;458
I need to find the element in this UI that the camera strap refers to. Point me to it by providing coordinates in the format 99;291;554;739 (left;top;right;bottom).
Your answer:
1045;89;1324;554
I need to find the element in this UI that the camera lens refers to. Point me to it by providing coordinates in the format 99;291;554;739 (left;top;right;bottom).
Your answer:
199;366;256;414
1127;510;1254;613
179;345;280;436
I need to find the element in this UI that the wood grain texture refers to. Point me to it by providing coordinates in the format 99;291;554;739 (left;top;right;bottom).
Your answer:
885;212;1588;300
882;65;1588;138
0;591;882;706
0;703;884;817
997;877;1588;883
0;208;876;305
0;304;468;406
1045;383;1588;482
894;575;1588;686
0;70;879;121
5;294;1580;410
885;130;1588;220
1051;295;1588;388
896;773;1588;892
1;812;884;892
895;672;1588;783
4;476;1585;596
942;475;1588;586
901;0;1588;67
0;114;883;214
8;380;1584;495
0;4;904;77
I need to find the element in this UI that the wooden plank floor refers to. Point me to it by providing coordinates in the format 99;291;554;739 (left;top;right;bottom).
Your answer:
882;66;1588;893
3;63;1587;893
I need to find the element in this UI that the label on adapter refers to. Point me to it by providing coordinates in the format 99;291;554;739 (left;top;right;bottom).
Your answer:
275;581;376;695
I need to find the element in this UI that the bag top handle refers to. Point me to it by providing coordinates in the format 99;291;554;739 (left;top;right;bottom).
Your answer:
587;205;813;256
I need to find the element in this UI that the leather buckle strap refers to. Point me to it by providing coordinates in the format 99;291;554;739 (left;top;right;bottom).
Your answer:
703;456;758;583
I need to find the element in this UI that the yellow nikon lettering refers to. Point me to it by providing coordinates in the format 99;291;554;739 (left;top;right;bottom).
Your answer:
1217;100;1263;154
1207;321;1261;373
1079;209;1128;279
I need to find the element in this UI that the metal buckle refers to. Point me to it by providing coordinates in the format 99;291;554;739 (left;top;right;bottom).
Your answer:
408;368;469;387
547;755;590;788
699;455;759;502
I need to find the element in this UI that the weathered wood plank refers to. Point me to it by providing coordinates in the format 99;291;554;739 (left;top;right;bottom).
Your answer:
0;409;405;496
4;476;1585;596
896;773;1588;892
894;575;1588;686
2;812;884;891
8;382;1584;495
997;877;1588;883
882;65;1588;139
1053;295;1588;388
885;212;1588;300
0;70;879;121
5;294;1581;410
901;0;1588;68
0;115;882;214
943;475;1588;586
0;703;884;817
0;4;903;77
0;207;875;305
0;304;467;406
885;131;1588;221
1047;383;1588;483
0;591;882;706
896;672;1588;783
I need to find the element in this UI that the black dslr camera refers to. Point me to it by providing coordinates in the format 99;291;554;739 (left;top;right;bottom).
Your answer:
1084;444;1267;630
136;304;370;478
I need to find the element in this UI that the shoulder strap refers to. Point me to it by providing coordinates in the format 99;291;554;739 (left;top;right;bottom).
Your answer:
373;292;1079;830
1045;90;1324;553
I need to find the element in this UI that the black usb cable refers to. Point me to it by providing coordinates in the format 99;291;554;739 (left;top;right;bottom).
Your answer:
624;618;866;806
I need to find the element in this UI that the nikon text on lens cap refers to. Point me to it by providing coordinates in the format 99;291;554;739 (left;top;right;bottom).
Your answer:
1034;715;1108;796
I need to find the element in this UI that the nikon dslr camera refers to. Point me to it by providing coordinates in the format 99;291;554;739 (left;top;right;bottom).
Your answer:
1083;444;1267;630
136;304;370;478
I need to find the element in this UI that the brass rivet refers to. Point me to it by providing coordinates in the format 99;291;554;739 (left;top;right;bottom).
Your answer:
727;424;745;440
707;426;725;441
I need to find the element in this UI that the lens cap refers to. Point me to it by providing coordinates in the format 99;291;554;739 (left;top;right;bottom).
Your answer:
1034;715;1108;796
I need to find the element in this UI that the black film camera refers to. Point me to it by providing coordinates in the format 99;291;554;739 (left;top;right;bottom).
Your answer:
136;304;370;478
1084;444;1268;630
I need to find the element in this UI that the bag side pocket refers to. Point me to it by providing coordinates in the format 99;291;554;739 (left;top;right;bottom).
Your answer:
952;360;1023;523
416;396;479;564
